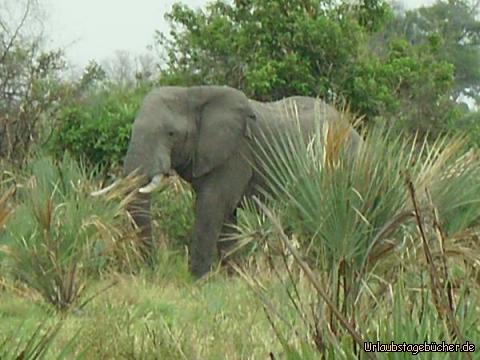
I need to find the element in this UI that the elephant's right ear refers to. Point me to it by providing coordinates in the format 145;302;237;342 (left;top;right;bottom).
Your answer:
193;91;256;178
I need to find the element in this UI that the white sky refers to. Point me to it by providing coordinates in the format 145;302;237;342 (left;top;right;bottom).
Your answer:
41;0;434;70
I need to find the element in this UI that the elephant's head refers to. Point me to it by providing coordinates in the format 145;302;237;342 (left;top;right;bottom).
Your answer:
95;86;256;260
124;86;255;187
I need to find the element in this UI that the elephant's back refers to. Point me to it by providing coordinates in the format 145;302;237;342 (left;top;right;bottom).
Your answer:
245;96;363;196
248;96;362;153
248;96;340;136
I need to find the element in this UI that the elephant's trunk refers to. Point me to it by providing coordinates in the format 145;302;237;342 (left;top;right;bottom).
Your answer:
127;191;154;263
123;145;156;263
122;128;173;263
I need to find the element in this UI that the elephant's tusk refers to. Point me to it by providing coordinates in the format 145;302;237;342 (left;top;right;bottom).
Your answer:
91;180;120;196
138;174;164;194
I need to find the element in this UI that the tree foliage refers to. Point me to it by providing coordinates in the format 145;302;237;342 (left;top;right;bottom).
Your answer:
156;0;466;135
157;0;371;102
49;55;157;172
51;85;150;172
0;0;67;163
391;0;480;103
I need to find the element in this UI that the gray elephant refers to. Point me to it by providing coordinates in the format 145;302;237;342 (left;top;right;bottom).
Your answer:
92;86;362;278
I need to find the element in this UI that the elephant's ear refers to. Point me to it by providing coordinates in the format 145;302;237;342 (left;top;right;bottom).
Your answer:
193;92;255;178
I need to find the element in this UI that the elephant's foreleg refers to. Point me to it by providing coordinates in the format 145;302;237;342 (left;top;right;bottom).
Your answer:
127;192;155;264
217;208;238;259
189;152;253;278
189;190;228;278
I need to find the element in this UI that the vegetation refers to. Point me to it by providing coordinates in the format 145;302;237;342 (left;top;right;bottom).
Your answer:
1;133;479;357
156;0;473;137
388;0;480;102
0;0;67;163
1;155;144;310
233;116;480;357
51;86;149;171
0;0;480;358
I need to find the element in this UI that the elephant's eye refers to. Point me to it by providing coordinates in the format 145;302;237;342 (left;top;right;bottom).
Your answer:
167;131;174;137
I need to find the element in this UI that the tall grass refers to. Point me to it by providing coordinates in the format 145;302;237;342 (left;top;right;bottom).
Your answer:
0;155;142;310
233;102;480;357
255;117;480;267
0;184;81;359
0;319;76;360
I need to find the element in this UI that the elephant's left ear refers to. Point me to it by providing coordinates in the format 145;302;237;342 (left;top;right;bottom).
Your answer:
193;93;256;178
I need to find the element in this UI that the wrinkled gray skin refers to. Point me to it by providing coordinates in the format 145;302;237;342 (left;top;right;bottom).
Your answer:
122;86;362;278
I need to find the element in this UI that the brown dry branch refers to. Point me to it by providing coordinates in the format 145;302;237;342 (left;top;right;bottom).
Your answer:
405;173;471;360
0;185;16;228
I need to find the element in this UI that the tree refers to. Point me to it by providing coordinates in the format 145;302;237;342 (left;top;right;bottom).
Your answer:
101;50;159;88
388;0;480;105
156;0;391;102
155;0;457;136
0;0;66;162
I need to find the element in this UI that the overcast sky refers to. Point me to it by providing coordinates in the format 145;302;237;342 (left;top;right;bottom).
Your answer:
42;0;435;70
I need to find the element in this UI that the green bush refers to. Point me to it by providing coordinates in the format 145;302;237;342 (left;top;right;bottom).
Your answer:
233;113;480;357
255;121;480;270
51;86;149;171
0;155;139;310
344;38;456;135
151;178;194;251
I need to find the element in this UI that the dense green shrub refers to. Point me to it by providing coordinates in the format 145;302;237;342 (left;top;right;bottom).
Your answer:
388;0;480;102
157;0;372;101
151;179;194;251
51;86;150;171
345;38;456;134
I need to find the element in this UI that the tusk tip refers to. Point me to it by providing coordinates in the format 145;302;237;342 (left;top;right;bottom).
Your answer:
90;180;119;196
137;174;164;194
90;189;110;197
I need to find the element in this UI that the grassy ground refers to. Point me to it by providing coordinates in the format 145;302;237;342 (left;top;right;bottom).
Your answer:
0;260;301;359
1;251;478;359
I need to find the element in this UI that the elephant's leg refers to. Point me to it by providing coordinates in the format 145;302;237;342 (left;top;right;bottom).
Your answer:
189;153;252;278
127;192;155;264
189;188;229;278
217;207;238;260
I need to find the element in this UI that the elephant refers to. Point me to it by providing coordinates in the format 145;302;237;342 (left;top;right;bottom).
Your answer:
92;86;362;278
